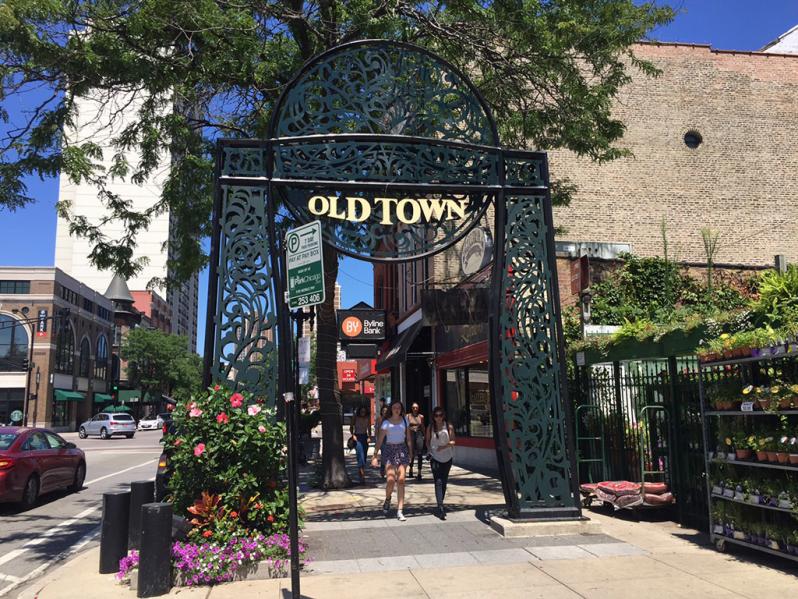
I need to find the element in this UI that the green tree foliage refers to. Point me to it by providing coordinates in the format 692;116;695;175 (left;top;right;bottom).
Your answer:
754;265;798;327
121;327;202;402
1;0;673;487
590;254;748;326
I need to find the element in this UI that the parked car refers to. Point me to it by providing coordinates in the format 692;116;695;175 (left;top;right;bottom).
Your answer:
0;427;86;510
78;412;136;439
137;414;164;431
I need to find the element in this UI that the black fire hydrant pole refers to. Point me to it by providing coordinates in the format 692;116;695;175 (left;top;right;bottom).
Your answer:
99;490;130;573
137;502;172;598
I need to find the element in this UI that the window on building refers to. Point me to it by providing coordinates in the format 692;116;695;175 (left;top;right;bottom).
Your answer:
78;337;91;378
97;306;112;322
442;365;493;438
55;320;75;374
0;388;24;425
0;315;28;372
60;285;80;306
0;281;31;294
95;335;108;380
83;298;95;313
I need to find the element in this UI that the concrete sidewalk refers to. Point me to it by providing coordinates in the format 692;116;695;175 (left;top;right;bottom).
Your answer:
19;451;798;598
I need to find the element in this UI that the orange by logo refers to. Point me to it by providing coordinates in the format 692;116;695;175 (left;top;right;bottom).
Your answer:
341;316;363;337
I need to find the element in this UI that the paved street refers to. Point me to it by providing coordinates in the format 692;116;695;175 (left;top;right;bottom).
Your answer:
0;430;163;598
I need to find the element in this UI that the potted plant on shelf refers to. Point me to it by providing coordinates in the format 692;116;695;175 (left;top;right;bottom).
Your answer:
753;435;771;462
733;431;752;460
777;435;791;464
787;436;798;465
765;436;780;463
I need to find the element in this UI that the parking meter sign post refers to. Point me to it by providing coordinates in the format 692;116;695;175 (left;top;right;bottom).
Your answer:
286;221;325;309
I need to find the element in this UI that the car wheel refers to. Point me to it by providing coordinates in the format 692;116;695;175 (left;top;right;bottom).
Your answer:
70;462;86;492
78;427;87;439
100;427;109;440
20;476;39;510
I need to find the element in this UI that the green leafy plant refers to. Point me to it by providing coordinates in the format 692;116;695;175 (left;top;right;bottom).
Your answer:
755;265;798;326
166;386;292;544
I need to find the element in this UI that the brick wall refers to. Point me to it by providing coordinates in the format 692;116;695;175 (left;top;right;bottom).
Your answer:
550;42;798;268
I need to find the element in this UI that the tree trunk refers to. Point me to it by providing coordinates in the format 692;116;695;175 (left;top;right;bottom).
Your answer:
317;244;350;489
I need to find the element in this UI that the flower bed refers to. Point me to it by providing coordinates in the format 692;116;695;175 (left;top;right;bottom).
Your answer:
117;386;307;589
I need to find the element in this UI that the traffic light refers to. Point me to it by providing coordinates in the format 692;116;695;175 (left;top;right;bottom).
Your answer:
111;383;119;401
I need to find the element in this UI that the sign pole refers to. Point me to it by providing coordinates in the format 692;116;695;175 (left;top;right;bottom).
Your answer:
283;388;300;597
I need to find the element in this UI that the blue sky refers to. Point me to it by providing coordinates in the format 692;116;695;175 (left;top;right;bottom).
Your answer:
1;0;797;352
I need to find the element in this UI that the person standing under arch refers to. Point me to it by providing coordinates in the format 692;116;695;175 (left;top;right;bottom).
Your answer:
371;401;413;521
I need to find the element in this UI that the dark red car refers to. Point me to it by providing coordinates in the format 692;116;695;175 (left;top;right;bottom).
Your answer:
0;427;86;510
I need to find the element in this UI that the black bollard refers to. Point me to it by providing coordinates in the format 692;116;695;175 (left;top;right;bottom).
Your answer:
99;490;131;574
128;480;155;550
137;502;173;598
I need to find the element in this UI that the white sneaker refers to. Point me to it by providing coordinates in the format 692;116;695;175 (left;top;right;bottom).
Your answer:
397;510;406;522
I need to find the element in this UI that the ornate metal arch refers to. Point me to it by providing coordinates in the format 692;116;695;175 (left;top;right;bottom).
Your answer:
203;40;580;518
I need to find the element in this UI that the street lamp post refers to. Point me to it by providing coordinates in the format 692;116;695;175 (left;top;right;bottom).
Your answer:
579;289;593;339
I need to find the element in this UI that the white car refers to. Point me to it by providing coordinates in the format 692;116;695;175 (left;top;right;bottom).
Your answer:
137;415;164;431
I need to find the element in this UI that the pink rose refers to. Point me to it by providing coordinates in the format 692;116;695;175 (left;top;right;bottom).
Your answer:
189;407;203;418
258;425;266;433
230;393;244;408
194;443;206;457
187;402;196;411
213;385;221;391
247;404;262;416
216;412;229;424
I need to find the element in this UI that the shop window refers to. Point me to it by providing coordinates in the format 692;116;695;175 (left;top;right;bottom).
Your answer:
0;315;29;372
78;337;91;377
0;280;31;294
0;388;24;425
443;365;492;438
53;401;69;427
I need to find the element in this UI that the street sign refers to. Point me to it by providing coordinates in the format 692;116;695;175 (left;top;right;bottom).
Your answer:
286;221;325;309
336;309;386;341
9;410;22;422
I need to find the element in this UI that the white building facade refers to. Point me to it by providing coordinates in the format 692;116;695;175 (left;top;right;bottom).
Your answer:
54;91;199;351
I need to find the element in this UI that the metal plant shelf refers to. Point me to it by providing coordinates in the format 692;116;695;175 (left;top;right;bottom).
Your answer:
710;459;798;473
710;535;798;563
711;493;795;514
705;410;798;416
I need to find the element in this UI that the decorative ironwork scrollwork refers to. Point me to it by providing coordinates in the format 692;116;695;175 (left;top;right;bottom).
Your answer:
213;186;278;403
497;194;573;509
274;43;497;145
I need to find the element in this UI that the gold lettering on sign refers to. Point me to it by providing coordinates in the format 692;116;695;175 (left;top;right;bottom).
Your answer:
307;195;472;225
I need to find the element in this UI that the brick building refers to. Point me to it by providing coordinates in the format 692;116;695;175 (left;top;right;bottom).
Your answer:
0;267;114;431
551;41;798;269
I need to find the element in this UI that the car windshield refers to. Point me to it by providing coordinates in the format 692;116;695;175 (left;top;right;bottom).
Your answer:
113;414;134;421
0;433;17;450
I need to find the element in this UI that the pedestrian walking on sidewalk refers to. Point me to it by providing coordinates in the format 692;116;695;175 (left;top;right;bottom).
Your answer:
371;401;414;521
407;402;426;480
376;404;389;479
426;406;455;520
350;406;371;484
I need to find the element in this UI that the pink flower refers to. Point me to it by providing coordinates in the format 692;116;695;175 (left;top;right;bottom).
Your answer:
230;393;244;408
189;407;203;418
213;385;221;392
193;443;206;457
216;412;229;424
258;425;266;433
187;401;196;411
247;404;262;416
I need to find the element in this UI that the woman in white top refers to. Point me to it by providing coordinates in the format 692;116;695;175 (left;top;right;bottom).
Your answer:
371;401;414;521
425;406;456;520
